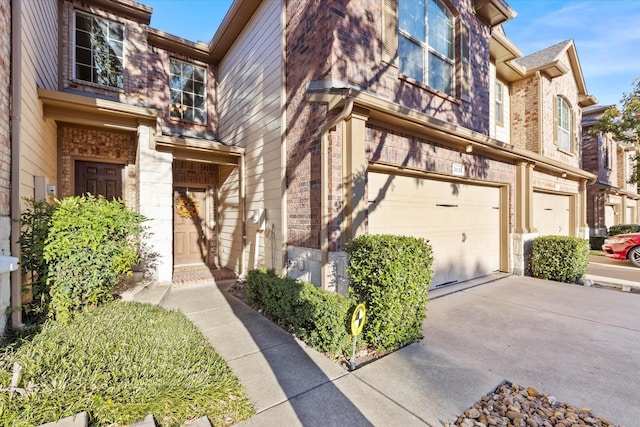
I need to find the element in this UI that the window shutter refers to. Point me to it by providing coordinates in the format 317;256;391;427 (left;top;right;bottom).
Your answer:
459;23;471;102
382;0;398;66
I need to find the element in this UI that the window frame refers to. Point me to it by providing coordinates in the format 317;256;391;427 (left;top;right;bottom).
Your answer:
169;58;207;124
556;96;572;153
398;0;456;96
495;81;504;125
74;11;125;89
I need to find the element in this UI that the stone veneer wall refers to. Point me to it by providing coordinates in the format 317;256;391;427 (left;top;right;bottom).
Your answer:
0;0;10;333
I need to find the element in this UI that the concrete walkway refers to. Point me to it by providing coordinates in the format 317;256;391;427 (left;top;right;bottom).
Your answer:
137;275;640;426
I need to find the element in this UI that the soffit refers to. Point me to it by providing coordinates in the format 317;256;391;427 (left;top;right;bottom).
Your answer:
154;134;244;165
38;88;157;131
90;0;152;24
474;0;517;27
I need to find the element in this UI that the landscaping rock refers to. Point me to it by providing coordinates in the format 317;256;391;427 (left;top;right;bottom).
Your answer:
450;383;623;427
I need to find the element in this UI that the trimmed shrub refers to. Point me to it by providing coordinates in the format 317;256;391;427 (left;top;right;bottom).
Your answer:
531;235;589;283
608;224;640;236
18;198;56;320
43;195;147;322
346;234;433;352
247;268;353;357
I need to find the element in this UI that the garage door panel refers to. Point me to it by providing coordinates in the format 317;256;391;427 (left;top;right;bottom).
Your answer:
533;192;570;236
368;173;501;289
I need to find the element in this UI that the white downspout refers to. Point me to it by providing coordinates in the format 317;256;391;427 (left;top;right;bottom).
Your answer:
320;94;354;290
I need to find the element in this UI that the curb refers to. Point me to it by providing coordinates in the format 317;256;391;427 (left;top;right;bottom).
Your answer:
583;274;639;293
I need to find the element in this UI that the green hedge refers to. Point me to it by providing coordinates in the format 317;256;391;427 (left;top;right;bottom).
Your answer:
346;234;433;352
531;235;589;283
246;268;353;357
608;224;640;236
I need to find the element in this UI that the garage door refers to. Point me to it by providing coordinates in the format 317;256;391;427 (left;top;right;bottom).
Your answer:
368;172;501;288
533;192;570;236
605;205;616;229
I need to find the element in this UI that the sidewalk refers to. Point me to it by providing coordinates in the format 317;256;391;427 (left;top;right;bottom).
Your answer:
152;281;426;426
134;274;640;426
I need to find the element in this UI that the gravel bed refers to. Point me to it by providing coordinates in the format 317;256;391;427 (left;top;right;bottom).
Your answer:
447;382;622;427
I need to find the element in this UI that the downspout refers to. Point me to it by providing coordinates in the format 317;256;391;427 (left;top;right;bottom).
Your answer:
320;93;354;290
10;0;22;328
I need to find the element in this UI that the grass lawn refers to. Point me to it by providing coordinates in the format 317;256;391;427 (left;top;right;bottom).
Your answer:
0;301;255;426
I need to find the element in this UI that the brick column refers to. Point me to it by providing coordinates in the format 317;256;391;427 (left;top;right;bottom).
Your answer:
137;124;173;282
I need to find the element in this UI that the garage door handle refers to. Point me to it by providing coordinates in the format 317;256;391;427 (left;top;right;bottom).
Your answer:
462;232;467;242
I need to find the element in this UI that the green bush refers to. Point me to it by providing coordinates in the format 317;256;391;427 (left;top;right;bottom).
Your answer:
247;268;353;357
608;224;640;236
346;234;433;352
43;195;147;322
0;301;254;426
531;235;589;283
18;198;56;320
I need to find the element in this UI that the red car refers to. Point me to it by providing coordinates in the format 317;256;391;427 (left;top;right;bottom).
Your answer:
602;232;640;268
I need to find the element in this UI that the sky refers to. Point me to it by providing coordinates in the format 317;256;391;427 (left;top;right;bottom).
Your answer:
144;0;640;107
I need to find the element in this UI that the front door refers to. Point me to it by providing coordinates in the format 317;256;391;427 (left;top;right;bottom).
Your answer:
173;188;208;267
75;160;123;200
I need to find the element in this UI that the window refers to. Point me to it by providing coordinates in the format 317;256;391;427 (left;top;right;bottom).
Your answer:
495;82;504;124
75;12;124;88
169;59;206;123
556;96;571;152
604;139;612;170
398;0;455;96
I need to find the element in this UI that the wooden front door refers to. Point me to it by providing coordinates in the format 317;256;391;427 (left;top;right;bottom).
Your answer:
75;161;123;200
173;188;208;266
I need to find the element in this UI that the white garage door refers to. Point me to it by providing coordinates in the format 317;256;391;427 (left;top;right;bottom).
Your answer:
605;205;616;230
533;192;570;236
368;172;501;289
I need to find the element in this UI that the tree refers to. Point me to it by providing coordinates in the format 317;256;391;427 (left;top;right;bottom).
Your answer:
592;78;640;186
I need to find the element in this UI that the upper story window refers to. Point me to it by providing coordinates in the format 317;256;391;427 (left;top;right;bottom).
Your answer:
169;59;206;123
604;139;613;170
398;0;455;96
556;96;572;152
75;12;124;89
495;81;504;124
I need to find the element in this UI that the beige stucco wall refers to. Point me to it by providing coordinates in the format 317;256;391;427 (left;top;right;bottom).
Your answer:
217;0;284;273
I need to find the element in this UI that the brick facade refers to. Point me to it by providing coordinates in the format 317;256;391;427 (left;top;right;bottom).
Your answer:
285;0;495;252
60;1;218;137
58;124;138;201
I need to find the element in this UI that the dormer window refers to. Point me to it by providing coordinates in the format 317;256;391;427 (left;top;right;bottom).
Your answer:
75;12;124;89
556;96;572;152
169;59;206;123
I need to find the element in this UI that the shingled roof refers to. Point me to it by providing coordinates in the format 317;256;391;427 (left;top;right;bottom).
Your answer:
515;39;573;71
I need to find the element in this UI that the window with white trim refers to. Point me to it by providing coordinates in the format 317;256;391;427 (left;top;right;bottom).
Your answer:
398;0;455;96
556;96;572;152
75;12;124;88
169;59;207;123
495;81;504;124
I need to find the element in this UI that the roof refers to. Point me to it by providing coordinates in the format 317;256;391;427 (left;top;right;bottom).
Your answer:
515;39;572;71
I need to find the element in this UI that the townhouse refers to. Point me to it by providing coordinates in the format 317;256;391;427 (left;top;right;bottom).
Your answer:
3;0;600;330
582;105;639;236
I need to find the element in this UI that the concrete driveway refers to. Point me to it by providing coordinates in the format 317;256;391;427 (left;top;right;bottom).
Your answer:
355;276;640;426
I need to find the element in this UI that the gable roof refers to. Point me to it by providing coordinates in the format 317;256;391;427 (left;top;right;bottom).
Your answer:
515;39;572;72
515;39;597;107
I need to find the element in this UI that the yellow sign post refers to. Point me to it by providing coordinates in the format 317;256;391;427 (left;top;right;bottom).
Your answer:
349;303;366;371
